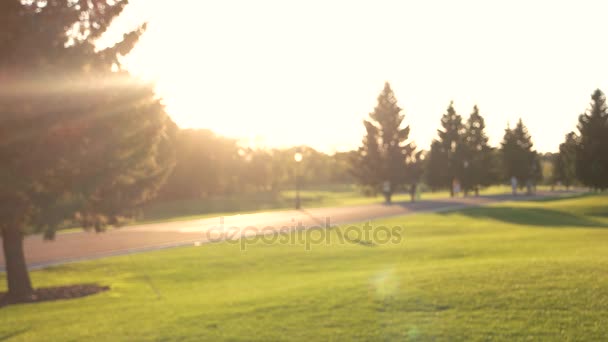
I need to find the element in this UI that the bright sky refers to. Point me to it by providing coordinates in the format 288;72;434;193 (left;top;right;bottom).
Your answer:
104;0;608;153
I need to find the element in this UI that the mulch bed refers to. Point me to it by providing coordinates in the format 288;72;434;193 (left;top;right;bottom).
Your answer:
0;284;109;307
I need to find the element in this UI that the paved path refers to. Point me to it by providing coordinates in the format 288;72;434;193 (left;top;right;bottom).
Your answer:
0;192;570;270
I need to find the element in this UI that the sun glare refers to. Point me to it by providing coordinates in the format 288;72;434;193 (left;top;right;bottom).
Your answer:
101;0;608;153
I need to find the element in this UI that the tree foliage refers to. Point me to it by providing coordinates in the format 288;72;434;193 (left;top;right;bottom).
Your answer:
553;132;578;188
158;130;354;200
426;102;466;195
0;0;175;302
460;106;498;194
351;82;414;202
500;119;537;186
576;89;608;190
425;140;448;191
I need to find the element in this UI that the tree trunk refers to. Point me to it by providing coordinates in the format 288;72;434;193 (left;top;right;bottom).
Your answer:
1;225;33;303
409;184;417;203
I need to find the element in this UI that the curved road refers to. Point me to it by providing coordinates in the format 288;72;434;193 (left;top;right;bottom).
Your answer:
0;192;569;270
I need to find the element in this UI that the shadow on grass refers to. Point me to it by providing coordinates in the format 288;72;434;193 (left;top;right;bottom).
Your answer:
449;206;608;228
523;192;595;203
586;207;608;218
0;329;30;341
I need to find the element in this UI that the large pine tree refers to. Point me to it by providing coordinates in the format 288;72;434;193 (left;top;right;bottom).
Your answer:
0;0;175;303
462;106;496;195
351;82;413;202
426;101;466;196
500;119;536;188
576;89;608;190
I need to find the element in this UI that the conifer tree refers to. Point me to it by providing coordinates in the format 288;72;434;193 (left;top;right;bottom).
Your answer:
576;89;608;190
426;141;448;191
553;132;578;189
500;119;536;188
351;82;413;202
462;106;496;195
351;121;382;194
0;0;175;303
426;101;466;196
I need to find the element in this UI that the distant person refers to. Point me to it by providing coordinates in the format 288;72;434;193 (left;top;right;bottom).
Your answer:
452;178;461;197
383;181;391;204
526;179;534;195
511;176;518;196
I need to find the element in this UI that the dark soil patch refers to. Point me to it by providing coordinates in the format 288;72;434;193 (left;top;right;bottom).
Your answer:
0;284;109;307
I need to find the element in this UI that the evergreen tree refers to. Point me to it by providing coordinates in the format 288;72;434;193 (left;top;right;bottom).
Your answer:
553;132;578;189
0;0;175;303
351;121;382;194
426;140;448;191
351;82;413;202
405;149;425;202
576;89;608;190
462;105;496;195
500;119;536;189
426;101;466;196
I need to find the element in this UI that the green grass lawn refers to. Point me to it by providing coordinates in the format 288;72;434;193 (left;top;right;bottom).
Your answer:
2;194;607;341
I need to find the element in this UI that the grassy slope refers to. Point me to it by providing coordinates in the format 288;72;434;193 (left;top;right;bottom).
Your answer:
2;194;607;341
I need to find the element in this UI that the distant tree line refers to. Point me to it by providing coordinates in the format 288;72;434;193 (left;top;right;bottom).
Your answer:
351;85;608;199
145;84;608;206
351;82;550;200
157;83;608;206
155;130;354;201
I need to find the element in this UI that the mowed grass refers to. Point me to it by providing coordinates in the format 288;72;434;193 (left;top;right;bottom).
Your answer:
2;194;608;341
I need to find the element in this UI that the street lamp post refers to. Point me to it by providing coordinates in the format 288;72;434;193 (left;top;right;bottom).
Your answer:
294;150;303;209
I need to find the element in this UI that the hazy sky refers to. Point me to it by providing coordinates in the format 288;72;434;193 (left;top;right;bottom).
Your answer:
104;0;608;153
